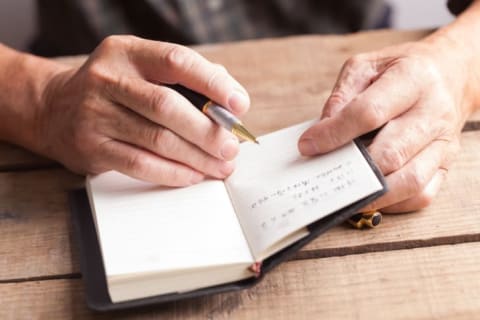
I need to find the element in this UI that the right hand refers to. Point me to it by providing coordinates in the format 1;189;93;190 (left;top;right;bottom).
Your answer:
38;36;250;186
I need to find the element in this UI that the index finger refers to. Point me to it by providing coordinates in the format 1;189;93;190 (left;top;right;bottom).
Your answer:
298;67;421;155
127;37;250;116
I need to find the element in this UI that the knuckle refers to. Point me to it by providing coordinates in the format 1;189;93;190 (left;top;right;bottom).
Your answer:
212;63;229;75
165;165;187;185
206;65;229;92
87;36;139;88
106;74;131;100
403;165;428;196
344;54;365;70
99;35;135;52
84;61;108;84
164;44;194;72
100;35;121;50
84;61;117;93
327;91;348;108
358;98;385;130
125;152;149;177
419;58;441;80
150;126;167;147
407;56;443;89
149;88;171;116
154;128;178;154
81;151;105;175
90;140;115;171
99;35;120;51
380;145;407;174
344;56;359;70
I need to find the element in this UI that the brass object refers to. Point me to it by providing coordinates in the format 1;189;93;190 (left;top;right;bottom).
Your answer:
201;101;213;113
347;211;382;229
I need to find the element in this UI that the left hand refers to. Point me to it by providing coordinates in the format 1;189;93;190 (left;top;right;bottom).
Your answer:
298;39;478;213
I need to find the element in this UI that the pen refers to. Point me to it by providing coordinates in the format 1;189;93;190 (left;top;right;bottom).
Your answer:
167;84;258;144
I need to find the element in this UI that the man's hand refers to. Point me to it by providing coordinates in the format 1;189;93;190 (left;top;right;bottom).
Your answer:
298;31;480;212
36;36;250;186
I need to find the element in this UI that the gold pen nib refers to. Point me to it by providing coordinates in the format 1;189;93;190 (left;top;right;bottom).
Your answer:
232;123;259;144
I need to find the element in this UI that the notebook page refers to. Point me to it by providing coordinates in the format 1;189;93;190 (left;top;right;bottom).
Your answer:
225;120;383;260
87;173;254;279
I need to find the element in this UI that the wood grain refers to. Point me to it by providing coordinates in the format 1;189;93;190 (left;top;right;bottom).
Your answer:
0;169;83;281
1;131;479;282
0;143;54;172
2;242;479;320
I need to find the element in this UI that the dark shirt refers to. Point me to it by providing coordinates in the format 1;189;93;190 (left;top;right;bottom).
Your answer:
31;0;473;57
448;0;474;14
31;0;388;56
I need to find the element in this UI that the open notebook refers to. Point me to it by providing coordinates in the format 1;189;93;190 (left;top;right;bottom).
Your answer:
71;120;386;311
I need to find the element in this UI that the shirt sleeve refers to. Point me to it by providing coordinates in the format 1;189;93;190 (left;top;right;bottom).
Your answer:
447;0;474;15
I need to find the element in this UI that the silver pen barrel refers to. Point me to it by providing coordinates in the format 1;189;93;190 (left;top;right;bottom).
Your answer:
203;102;237;130
203;102;259;143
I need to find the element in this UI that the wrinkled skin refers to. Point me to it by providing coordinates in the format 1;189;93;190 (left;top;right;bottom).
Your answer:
299;33;480;213
39;36;250;186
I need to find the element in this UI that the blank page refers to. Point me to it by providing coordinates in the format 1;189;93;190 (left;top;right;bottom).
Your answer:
86;173;254;294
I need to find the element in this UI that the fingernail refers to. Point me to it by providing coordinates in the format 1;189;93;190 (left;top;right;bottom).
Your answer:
219;161;235;177
298;138;319;155
227;90;250;114
220;138;239;160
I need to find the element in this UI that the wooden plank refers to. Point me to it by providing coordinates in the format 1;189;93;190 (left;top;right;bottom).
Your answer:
1;131;479;282
0;143;54;171
1;242;480;320
0;169;83;281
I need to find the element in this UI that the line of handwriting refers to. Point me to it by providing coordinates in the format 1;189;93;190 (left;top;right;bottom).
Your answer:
250;161;354;210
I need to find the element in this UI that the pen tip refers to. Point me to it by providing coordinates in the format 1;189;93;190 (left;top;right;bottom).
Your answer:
232;123;259;145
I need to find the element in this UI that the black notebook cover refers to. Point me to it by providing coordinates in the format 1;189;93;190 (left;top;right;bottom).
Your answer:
69;140;386;312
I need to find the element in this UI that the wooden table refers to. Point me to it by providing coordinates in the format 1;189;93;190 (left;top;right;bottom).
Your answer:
1;29;480;319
